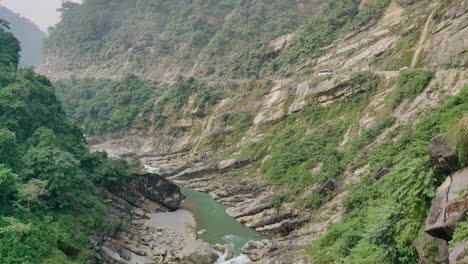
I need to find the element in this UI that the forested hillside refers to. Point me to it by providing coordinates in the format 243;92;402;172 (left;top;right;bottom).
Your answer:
0;6;46;67
0;20;138;263
39;0;412;80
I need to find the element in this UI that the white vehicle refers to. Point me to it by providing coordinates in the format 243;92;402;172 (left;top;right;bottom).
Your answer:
399;66;409;71
317;69;334;76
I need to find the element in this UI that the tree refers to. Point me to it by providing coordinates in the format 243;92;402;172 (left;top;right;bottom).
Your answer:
15;179;48;210
0;19;21;68
0;129;17;166
0;165;19;205
23;147;88;208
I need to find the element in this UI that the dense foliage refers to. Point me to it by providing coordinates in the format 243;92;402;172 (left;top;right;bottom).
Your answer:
44;0;392;79
55;75;221;134
0;7;46;67
386;69;434;108
0;20;20;68
0;25;134;263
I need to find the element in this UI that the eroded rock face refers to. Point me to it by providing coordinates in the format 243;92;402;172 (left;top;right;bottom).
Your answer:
425;168;468;241
428;134;459;173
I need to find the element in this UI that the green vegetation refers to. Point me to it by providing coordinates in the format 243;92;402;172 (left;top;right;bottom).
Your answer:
45;0;392;79
450;219;468;249
207;111;255;150
386;69;434;108
0;21;137;263
448;116;468;167
307;85;468;263
55;75;220;134
0;20;20;68
239;72;381;203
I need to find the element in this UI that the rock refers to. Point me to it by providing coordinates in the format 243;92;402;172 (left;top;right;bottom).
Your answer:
197;229;207;236
428;134;459;173
226;195;277;218
179;241;218;264
219;113;230;122
302;179;337;199
425;168;468;241
372;164;393;181
127;173;184;211
245;209;294;228
256;216;310;236
226;250;234;260
401;24;418;36
212;243;226;253
100;246;126;264
218;158;252;170
449;240;468;264
242;240;272;261
413;233;449;264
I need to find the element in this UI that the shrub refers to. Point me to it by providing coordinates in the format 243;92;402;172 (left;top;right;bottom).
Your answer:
386;70;434;108
448;116;468;167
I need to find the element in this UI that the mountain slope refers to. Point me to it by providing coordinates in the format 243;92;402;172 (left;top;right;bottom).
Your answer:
38;0;466;80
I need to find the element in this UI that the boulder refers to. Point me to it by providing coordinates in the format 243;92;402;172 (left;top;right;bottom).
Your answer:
372;164;393;181
179;241;218;264
128;173;184;211
428;134;459;173
212;243;225;253
413;233;449;264
99;245;127;264
226;250;234;260
449;240;468;264
242;240;272;261
425;168;468;240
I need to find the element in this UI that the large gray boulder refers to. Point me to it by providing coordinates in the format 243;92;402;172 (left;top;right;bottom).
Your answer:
114;173;184;211
449;240;468;264
413;233;449;264
179;240;218;264
425;168;468;240
428;134;460;173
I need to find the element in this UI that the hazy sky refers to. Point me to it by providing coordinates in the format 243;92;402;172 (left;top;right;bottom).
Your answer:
0;0;82;32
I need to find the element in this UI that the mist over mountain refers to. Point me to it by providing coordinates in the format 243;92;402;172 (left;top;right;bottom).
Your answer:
0;5;46;67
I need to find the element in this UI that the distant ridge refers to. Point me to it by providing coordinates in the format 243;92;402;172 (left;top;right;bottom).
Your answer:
0;5;46;67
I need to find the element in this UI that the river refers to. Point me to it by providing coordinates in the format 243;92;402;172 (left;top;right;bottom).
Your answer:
145;165;267;263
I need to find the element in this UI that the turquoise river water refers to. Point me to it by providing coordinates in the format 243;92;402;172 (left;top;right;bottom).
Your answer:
179;186;266;256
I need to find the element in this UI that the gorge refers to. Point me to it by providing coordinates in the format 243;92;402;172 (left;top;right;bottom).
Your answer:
0;0;467;263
